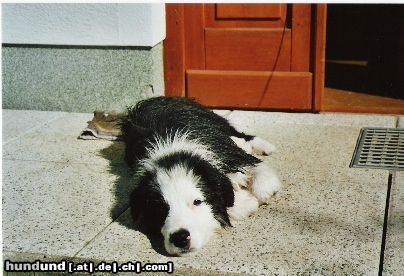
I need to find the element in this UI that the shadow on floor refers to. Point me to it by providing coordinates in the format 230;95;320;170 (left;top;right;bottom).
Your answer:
99;142;169;256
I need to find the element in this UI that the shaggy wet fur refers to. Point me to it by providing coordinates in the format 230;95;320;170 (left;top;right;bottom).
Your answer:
120;96;275;255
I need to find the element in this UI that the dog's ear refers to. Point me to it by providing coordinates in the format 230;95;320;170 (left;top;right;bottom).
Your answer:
130;173;169;233
214;173;234;227
193;161;234;227
218;173;235;208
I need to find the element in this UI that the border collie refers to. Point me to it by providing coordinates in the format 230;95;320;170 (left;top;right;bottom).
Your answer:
121;97;281;256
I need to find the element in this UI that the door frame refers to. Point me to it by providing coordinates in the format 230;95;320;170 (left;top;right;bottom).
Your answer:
163;4;327;112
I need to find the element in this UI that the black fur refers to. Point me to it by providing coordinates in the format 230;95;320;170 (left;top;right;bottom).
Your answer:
121;97;260;171
121;97;261;230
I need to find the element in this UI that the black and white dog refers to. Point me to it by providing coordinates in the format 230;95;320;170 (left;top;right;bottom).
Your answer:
121;97;281;256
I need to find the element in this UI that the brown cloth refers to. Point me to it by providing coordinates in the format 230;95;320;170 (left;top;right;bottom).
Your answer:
78;111;124;141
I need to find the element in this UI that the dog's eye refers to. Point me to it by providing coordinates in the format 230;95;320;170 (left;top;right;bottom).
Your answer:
193;199;203;206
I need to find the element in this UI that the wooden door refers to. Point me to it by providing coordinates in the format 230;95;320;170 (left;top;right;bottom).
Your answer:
164;4;326;111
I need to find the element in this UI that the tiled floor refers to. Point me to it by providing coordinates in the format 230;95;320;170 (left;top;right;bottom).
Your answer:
2;110;403;275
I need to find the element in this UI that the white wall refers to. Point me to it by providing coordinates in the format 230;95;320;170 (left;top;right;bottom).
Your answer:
2;3;166;47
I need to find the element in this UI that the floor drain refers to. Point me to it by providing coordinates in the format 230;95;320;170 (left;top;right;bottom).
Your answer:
350;127;404;170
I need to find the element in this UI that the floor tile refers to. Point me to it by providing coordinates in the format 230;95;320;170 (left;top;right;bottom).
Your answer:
213;109;232;118
3;112;124;166
2;109;66;144
2;159;133;257
76;210;164;263
398;116;404;127
228;110;396;128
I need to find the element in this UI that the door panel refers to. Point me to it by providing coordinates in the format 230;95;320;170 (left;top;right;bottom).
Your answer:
187;70;312;109
291;5;311;71
183;5;205;70
215;4;286;20
205;4;287;28
205;28;291;71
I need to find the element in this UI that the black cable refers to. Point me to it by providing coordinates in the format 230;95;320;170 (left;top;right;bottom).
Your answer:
378;172;393;275
257;10;288;107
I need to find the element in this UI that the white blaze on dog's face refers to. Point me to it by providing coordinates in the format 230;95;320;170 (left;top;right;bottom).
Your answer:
157;165;220;255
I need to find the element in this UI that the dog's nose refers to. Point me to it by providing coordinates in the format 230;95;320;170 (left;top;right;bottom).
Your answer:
169;229;190;249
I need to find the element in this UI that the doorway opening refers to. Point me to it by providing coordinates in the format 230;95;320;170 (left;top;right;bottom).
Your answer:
322;4;404;114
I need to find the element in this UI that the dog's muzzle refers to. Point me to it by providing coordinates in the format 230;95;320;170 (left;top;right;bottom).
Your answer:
169;228;191;250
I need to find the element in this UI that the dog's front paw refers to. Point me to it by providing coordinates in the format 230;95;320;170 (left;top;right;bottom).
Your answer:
249;137;277;156
251;163;281;204
227;190;259;221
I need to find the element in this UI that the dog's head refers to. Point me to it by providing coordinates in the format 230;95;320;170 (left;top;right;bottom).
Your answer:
130;153;234;255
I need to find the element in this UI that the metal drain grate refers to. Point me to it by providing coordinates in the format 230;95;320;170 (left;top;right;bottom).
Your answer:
350;127;404;170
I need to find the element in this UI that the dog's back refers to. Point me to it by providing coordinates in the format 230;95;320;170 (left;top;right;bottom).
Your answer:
122;97;235;135
121;96;260;173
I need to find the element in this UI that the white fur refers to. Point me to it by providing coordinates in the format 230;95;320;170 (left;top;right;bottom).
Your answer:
226;139;282;217
230;136;281;204
227;163;281;206
143;131;223;171
157;165;220;255
250;162;281;204
249;137;277;155
227;189;259;221
231;136;276;156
